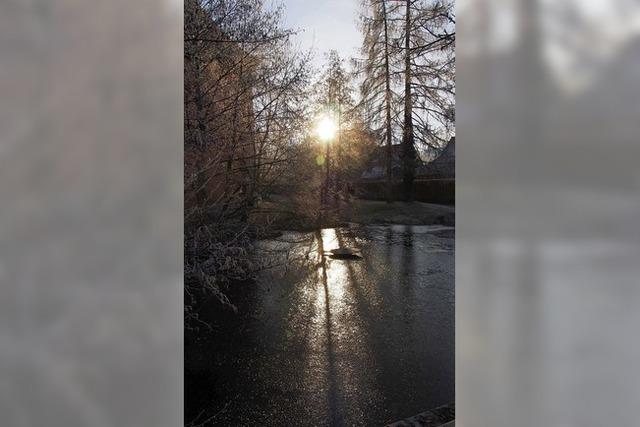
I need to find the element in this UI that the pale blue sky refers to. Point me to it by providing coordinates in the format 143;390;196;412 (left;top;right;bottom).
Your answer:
280;0;361;69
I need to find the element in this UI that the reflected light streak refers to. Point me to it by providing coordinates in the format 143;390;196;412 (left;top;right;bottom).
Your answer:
317;229;348;308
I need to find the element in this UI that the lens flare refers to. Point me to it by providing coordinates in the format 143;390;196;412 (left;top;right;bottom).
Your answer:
315;115;338;142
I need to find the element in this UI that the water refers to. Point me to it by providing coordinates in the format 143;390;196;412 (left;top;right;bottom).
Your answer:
185;224;455;426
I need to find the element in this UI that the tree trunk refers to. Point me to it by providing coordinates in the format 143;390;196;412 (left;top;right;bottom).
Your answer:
324;139;331;207
334;105;342;209
382;0;394;203
194;71;208;208
402;0;416;202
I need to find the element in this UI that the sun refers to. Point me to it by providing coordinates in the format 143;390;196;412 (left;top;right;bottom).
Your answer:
315;114;338;142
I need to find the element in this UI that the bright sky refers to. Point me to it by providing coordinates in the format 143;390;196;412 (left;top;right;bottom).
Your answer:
280;0;362;70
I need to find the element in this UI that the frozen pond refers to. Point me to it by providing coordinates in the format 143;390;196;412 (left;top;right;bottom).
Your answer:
185;224;455;425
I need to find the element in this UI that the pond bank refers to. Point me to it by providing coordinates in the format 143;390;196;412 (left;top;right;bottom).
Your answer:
387;403;455;427
254;197;454;235
341;199;454;227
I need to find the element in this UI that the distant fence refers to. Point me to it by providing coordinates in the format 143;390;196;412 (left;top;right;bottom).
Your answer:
355;178;455;205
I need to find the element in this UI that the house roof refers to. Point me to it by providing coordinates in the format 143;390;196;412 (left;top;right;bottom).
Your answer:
359;138;455;181
360;144;428;180
419;137;455;179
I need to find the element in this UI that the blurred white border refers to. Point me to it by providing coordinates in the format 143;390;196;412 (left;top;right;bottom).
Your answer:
458;1;640;426
0;0;183;426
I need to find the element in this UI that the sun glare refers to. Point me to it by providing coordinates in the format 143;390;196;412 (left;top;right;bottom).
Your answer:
315;115;338;142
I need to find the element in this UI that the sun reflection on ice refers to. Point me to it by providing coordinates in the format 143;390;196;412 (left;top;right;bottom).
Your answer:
318;229;350;304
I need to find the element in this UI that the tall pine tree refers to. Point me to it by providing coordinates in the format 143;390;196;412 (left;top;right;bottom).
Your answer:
356;0;455;201
355;0;401;203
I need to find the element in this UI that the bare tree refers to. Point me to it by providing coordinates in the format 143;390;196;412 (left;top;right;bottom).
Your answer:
356;0;455;201
401;0;417;201
410;0;455;151
399;0;455;200
355;0;402;203
314;51;354;208
184;0;311;320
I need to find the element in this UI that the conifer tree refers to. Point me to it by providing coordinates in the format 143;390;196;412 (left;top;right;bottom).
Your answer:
355;0;401;203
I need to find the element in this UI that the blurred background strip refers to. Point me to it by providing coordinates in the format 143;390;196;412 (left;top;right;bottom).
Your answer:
458;0;640;426
0;0;182;426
